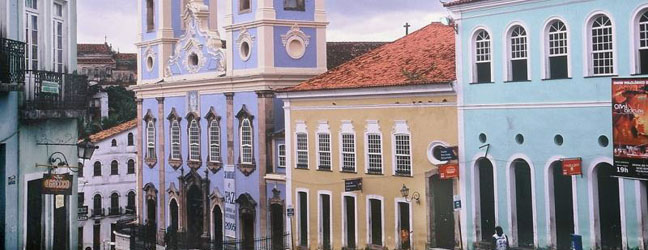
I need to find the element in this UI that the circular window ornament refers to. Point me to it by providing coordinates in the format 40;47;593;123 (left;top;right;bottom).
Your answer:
286;37;306;59
239;41;251;61
515;134;524;144
188;53;199;66
427;141;451;165
554;134;564;146
479;133;487;143
598;135;609;147
146;55;154;72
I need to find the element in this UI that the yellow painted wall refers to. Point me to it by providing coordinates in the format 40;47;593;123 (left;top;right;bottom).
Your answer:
287;93;458;249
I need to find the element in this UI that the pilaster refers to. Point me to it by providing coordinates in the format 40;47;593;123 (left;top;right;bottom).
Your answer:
156;97;167;242
256;90;275;238
225;92;235;163
209;0;218;31
137;98;144;224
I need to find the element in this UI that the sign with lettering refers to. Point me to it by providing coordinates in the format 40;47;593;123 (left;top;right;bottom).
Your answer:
612;78;648;180
42;173;72;195
561;158;582;176
344;178;362;192
78;206;88;215
41;80;60;94
438;146;458;161
224;165;237;238
439;164;459;179
286;207;294;217
78;215;88;221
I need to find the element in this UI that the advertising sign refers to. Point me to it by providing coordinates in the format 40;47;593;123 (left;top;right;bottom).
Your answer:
612;78;648;180
41;80;60;94
561;158;582;176
439;164;459;179
223;165;237;238
78;206;88;215
344;178;362;192
42;173;72;195
438;146;458;161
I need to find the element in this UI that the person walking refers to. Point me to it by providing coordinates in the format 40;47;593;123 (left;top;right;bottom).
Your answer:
492;226;509;250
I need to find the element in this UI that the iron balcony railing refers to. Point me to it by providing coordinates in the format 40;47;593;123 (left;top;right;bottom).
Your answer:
0;37;26;88
22;70;88;117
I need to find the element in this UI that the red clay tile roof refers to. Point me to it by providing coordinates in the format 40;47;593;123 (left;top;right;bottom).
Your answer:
78;58;116;64
282;23;455;92
78;43;112;54
327;42;389;69
443;0;487;7
88;119;137;143
114;53;137;60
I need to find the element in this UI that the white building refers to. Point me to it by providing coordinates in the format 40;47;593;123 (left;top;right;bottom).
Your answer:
78;120;137;250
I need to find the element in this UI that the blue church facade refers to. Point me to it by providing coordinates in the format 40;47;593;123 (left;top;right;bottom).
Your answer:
446;1;648;249
132;0;326;247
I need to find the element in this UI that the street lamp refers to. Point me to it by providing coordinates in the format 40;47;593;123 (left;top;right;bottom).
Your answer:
400;184;420;203
77;140;98;161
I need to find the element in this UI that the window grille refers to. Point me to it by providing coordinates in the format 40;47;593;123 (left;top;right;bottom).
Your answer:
209;120;221;162
591;15;614;75
475;30;491;83
278;144;286;167
341;134;355;172
189;120;200;161
394;134;411;175
147;121;155;158
171;121;181;160
296;133;308;168
241;119;253;164
318;133;331;170
548;20;568;79
367;133;382;174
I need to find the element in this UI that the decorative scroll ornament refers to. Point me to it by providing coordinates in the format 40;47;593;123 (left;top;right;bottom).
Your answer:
280;24;310;59
281;24;311;48
236;27;256;61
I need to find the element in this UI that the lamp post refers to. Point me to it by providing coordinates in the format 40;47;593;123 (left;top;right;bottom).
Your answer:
400;184;420;204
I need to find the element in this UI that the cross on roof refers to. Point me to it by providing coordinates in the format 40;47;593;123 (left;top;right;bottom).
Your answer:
404;22;411;35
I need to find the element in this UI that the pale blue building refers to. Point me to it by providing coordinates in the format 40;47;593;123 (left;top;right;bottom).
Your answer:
131;0;326;248
446;0;648;249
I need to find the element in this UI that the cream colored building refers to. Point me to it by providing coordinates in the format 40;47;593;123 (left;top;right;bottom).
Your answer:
278;24;460;250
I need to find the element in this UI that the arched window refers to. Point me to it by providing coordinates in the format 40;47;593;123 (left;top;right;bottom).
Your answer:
93;194;102;216
209;119;221;163
146;0;154;32
126;191;136;214
171;120;181;160
111;160;118;175
128;133;134;146
636;9;648;74
241;119;253;164
189;119;200;161
474;29;492;83
546;20;569;79
111;139;117;147
589;14;614;75
110;193;120;215
146;120;156;159
127;159;135;174
93;161;101;176
507;25;529;81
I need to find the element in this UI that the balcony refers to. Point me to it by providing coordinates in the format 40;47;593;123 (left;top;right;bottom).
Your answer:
22;70;88;120
109;207;123;216
91;208;105;217
0;38;26;91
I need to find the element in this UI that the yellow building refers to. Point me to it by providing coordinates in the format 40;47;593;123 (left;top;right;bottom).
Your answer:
278;23;459;250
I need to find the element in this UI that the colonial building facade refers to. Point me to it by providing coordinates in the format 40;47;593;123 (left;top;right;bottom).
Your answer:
445;0;648;249
279;23;459;250
78;120;137;250
132;0;326;248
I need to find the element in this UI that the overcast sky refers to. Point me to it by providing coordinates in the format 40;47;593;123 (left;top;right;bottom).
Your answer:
77;0;449;53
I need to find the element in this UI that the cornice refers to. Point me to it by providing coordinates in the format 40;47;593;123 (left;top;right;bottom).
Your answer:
223;19;329;31
276;83;456;100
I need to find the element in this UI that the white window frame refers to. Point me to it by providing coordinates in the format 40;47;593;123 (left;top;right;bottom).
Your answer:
317;190;333;249
52;1;65;73
240;118;253;164
504;23;531;81
631;5;648;75
316;122;331;170
364;120;383;174
472;27;493;83
146;121;156;159
296;188;310;247
392;120;412;176
188;119;200;161
339;121;356;172
341;192;358;249
295;121;309;169
584;12;617;76
394;198;413;250
209;119;221;163
366;195;385;246
542;17;571;79
170;120;181;160
24;9;39;71
277;144;286;168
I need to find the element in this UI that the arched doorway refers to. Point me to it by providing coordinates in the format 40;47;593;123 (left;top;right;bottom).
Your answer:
146;198;157;247
168;199;179;249
550;161;574;250
476;158;495;241
595;163;622;249
236;193;257;250
429;174;455;248
270;203;284;250
212;205;223;250
187;184;204;247
511;159;533;247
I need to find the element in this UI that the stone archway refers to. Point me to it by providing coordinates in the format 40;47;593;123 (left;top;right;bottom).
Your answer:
178;169;210;247
236;193;257;249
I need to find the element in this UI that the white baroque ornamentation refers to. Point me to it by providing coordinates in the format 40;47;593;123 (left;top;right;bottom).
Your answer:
280;24;311;59
144;45;156;73
236;27;255;62
165;0;225;77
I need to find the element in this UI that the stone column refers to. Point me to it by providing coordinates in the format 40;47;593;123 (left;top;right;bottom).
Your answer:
256;90;275;238
225;92;235;164
136;98;144;224
202;169;211;241
156;97;166;245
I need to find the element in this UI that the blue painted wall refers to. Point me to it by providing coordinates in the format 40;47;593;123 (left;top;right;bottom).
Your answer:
232;28;259;70
0;92;19;250
232;0;257;24
273;0;315;21
140;45;160;80
141;0;159;41
273;26;317;68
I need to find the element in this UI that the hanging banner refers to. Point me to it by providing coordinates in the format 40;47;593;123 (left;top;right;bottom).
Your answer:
42;173;72;195
612;78;648;180
223;165;237;238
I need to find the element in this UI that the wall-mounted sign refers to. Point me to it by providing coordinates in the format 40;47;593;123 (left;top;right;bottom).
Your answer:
561;158;582;176
223;165;237;238
286;207;294;217
41;80;60;94
78;215;88;221
439;164;459;179
438;146;458;161
612;78;648;180
8;175;16;185
42;173;72;195
453;195;461;211
78;206;88;215
344;178;362;192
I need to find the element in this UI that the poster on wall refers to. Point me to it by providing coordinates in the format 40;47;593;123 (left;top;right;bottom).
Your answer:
612;78;648;180
224;164;237;238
